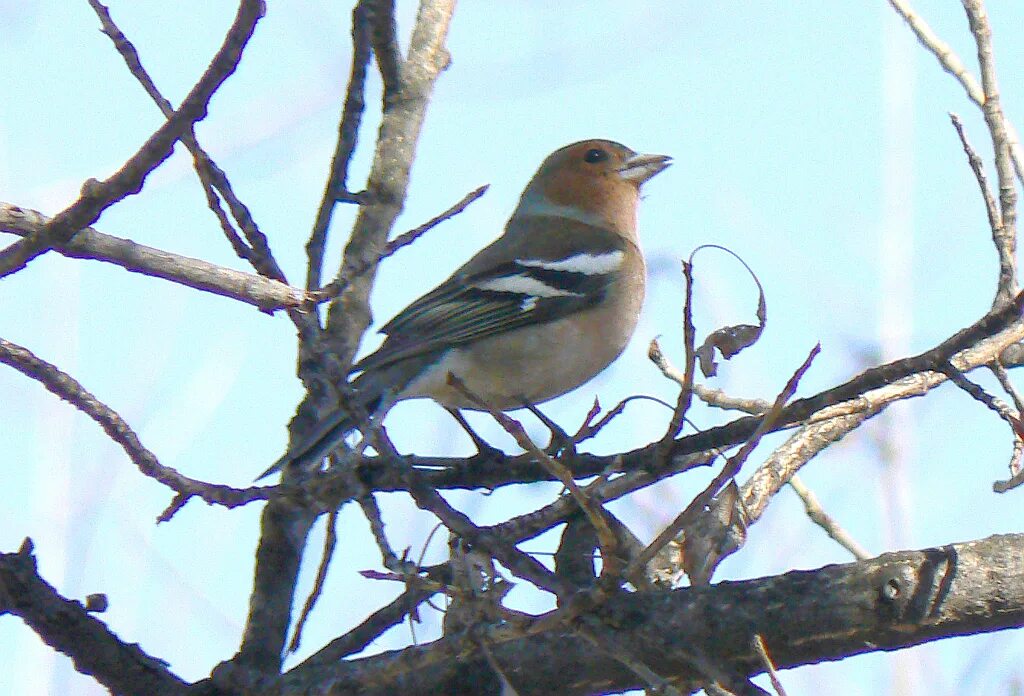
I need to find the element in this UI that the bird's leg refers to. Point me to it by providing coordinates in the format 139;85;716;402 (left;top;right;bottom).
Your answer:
520;398;576;458
445;408;504;461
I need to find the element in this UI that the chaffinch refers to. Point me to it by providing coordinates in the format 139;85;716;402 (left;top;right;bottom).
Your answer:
261;139;670;478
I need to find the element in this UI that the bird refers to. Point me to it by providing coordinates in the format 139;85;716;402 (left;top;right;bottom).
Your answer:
260;139;670;479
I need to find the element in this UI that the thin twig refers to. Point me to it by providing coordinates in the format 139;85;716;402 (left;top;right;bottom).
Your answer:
385;185;489;259
296;566;447;667
0;0;266;278
359;494;419;574
989;361;1024;491
650;338;771;415
401;464;572;598
0;337;274;512
316;185;488;303
752;635;788;696
788;475;871;561
937;360;1024;493
571;395;674;446
950;113;1001;241
307;0;374;291
990;361;1024;414
288;510;340;653
0;203;307;312
937;360;1024;435
658;261;699;451
624;345;821;584
886;0;1024;184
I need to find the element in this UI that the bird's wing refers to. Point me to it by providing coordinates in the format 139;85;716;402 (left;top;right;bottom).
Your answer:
352;217;628;374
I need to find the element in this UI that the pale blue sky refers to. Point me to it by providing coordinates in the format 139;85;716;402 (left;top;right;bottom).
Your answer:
1;2;1023;694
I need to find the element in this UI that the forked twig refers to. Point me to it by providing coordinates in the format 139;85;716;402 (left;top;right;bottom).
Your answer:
624;345;821;584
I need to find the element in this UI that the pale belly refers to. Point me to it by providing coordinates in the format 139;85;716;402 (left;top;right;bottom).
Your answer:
398;305;639;409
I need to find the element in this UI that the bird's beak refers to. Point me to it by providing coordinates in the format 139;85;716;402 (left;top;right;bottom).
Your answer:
618;152;672;184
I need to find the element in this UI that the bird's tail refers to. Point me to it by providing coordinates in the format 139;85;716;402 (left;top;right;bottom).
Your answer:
255;353;439;480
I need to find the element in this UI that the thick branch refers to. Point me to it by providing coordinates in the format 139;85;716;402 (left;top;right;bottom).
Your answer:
280;533;1024;695
0;541;188;696
320;0;455;368
962;0;1019;304
236;0;456;676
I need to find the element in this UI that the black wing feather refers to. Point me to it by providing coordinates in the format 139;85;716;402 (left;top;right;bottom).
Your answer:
353;234;626;374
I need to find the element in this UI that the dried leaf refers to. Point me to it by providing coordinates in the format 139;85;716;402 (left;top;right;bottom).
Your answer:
690;245;767;377
680;480;748;585
358;569;404;581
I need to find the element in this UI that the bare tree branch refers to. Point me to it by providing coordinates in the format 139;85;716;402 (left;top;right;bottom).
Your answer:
627;345;820;584
87;0;287;286
314;184;489;304
236;0;457;675
962;0;1019;305
400;463;573;598
0;540;189;696
0;0;266;278
307;0;374;292
297;567;446;667
887;0;1024;183
0;203;307;312
284;297;1024;510
277;533;1024;695
0;337;274;512
788;475;872;561
950;112;1001;236
675;311;1024;581
7;4;1024;694
668;291;1024;460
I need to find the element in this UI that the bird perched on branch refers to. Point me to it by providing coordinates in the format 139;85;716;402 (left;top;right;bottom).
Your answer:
261;139;670;479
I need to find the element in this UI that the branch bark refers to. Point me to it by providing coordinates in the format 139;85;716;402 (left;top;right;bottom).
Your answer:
0;541;189;696
234;0;457;677
0;203;307;312
278;533;1024;695
0;0;266;278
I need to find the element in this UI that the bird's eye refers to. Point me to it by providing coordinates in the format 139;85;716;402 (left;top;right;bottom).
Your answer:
583;148;608;164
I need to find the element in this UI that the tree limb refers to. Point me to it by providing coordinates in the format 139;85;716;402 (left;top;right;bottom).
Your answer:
0;540;189;696
278;533;1024;695
0;0;266;278
235;0;456;676
0;203;306;312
